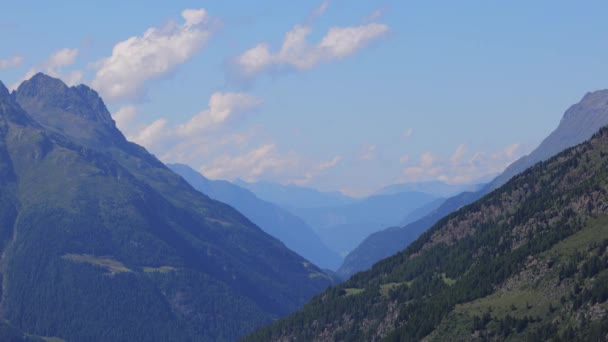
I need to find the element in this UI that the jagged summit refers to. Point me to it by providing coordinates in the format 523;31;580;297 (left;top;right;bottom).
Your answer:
0;80;9;99
16;73;114;124
14;73;123;146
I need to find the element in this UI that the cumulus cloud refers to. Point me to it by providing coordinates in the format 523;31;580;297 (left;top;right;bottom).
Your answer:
201;144;298;180
0;55;23;69
228;2;389;84
47;48;78;70
199;144;341;184
92;8;214;102
401;143;527;184
115;91;338;184
175;92;261;137
125;91;261;150
11;48;81;90
132;118;169;149
113;105;139;133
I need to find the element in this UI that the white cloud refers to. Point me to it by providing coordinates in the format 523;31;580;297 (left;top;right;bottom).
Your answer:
61;70;84;86
401;143;527;184
126;92;261;149
403;128;414;138
115;90;338;184
363;9;383;23
199;144;342;184
47;48;78;69
293;155;342;185
176;92;261;137
0;55;23;69
113;105;139;133
200;144;298;181
319;24;388;58
11;48;81;90
450;144;467;163
399;154;410;164
318;155;342;170
420;152;436;167
310;0;330;20
132;118;169;149
228;4;389;84
92;8;214;102
182;9;207;27
359;144;377;161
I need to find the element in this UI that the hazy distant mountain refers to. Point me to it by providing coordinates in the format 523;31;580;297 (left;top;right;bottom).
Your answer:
488;89;608;190
237;180;440;258
339;89;608;279
399;197;446;226
168;163;343;270
247;124;608;342
234;179;356;209
376;181;485;197
0;73;334;341
292;191;438;256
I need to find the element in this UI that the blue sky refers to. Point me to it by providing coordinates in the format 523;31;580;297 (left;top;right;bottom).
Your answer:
1;1;608;196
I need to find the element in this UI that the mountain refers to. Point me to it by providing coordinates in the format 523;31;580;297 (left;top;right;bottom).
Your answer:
246;124;608;341
488;89;608;190
293;191;438;256
338;191;483;279
338;90;608;279
234;179;356;210
376;180;485;197
167;163;343;270
399;197;446;226
0;73;334;341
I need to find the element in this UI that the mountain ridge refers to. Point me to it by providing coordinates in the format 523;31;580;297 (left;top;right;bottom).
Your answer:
245;120;608;342
168;163;343;270
0;74;334;341
338;89;608;279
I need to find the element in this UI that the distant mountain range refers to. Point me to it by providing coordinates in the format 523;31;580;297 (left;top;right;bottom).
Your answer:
238;179;481;259
375;181;486;197
235;179;356;210
0;73;335;341
291;191;439;256
246;102;608;342
168;163;343;270
338;89;608;279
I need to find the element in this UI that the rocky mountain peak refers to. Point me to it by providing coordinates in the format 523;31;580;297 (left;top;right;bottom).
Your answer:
14;73;123;146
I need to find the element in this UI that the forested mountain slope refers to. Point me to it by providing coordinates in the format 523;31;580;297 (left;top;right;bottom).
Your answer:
168;163;342;270
246;125;608;341
0;74;334;342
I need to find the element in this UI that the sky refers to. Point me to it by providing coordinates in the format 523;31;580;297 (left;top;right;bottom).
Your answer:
1;1;608;196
